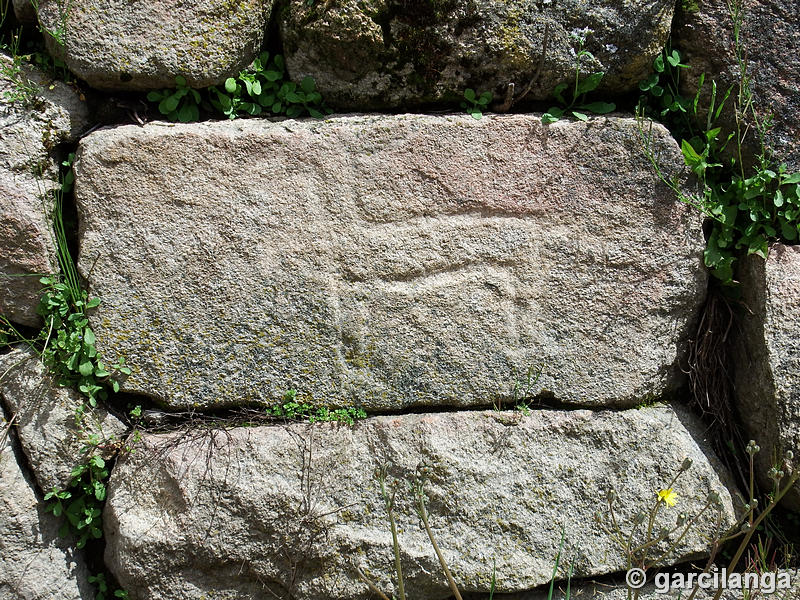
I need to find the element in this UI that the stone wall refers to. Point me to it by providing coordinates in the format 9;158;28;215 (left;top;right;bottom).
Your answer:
2;1;799;599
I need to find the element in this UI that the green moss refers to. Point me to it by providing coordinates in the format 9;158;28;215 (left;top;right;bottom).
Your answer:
496;6;533;71
634;393;663;409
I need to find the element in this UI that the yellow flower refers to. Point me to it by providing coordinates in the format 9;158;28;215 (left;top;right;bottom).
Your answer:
658;488;678;507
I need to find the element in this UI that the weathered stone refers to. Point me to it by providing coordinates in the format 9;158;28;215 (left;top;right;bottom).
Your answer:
735;244;800;510
12;0;37;23
280;0;674;110
105;404;737;600
0;347;127;492
0;172;57;327
36;0;274;91
75;114;706;411
673;0;800;171
1;53;88;327
1;53;89;175
0;414;91;599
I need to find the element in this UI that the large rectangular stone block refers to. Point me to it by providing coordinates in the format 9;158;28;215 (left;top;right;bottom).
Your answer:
104;405;737;600
75;114;706;410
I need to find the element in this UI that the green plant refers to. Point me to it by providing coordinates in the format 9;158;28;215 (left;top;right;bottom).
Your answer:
38;274;131;406
636;0;800;285
547;527;574;600
512;364;543;413
37;165;131;406
374;464;406;600
28;0;71;48
1;0;75;103
145;53;333;122
1;29;41;107
87;573;129;600
29;47;74;85
596;448;799;600
43;407;128;555
1;156;128;406
597;458;723;600
637;47;697;127
60;152;75;192
700;159;800;283
358;464;469;600
488;559;496;600
1;45;76;104
460;88;492;120
681;0;700;13
0;314;39;351
0;78;131;600
269;390;367;425
209;51;331;120
44;454;108;549
0;319;9;347
542;31;615;123
685;443;798;600
146;75;202;122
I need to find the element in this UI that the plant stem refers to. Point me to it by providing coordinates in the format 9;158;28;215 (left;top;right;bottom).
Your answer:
379;476;406;600
354;566;392;600
416;489;463;600
711;471;800;600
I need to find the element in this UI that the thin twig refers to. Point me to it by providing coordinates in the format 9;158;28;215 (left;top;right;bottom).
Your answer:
514;23;551;106
354;565;392;600
416;488;463;600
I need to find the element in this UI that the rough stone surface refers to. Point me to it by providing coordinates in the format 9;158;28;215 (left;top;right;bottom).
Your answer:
0;347;127;492
673;0;800;171
735;244;800;510
105;404;737;600
0;172;57;327
280;0;674;110
36;0;274;91
1;53;89;327
0;53;90;174
0;413;91;599
75;114;706;411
